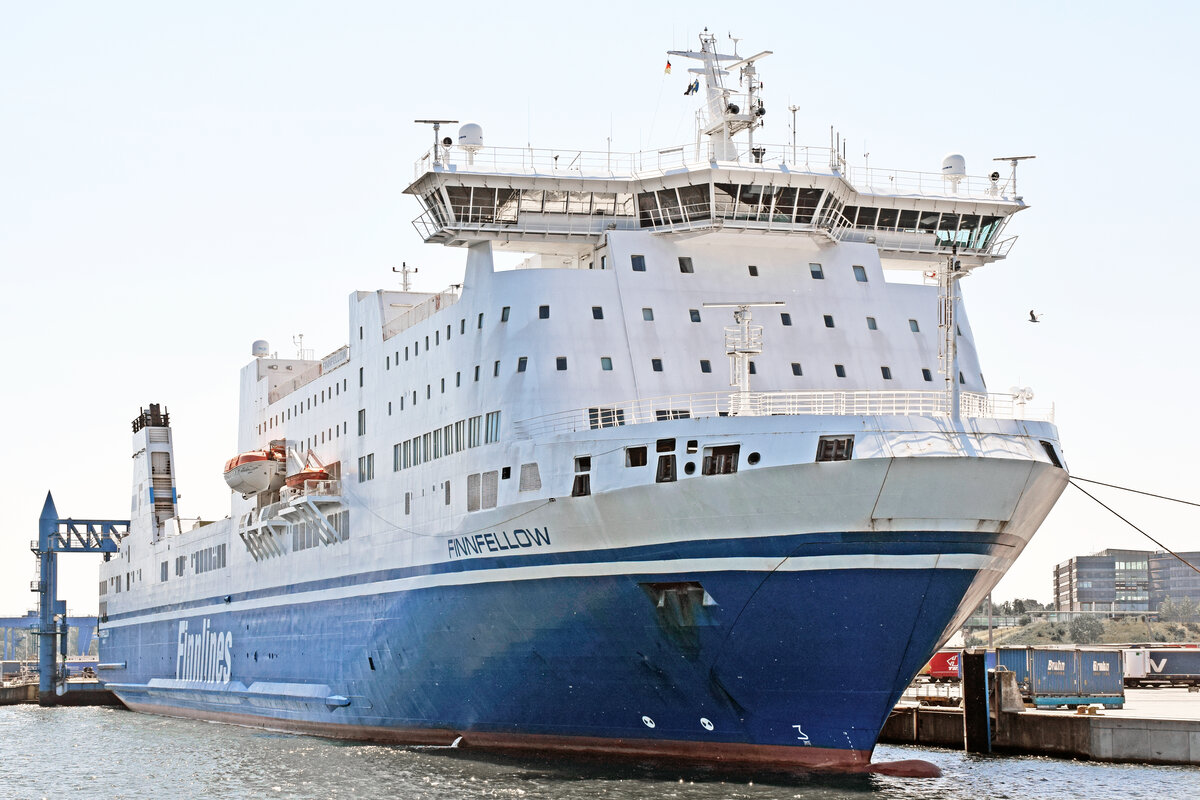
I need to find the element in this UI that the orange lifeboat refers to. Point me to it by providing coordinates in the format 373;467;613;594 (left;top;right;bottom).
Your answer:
223;446;286;496
285;450;330;490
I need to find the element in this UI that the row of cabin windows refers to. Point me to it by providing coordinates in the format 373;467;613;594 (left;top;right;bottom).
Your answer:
627;255;873;283
504;355;972;385
385;315;485;371
501;302;925;333
392;412;501;472
572;434;854;498
259;377;349;434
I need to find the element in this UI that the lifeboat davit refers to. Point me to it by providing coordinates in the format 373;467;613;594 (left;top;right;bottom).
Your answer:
223;447;286;496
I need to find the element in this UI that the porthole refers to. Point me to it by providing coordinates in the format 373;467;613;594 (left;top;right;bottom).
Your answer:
683;462;696;475
747;452;761;465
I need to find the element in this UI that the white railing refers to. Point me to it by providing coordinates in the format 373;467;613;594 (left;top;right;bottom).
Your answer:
280;479;342;504
382;288;462;341
414;143;1015;202
267;347;351;404
412;205;621;242
512;390;1054;439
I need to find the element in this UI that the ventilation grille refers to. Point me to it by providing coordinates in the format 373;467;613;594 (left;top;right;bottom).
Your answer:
519;463;542;491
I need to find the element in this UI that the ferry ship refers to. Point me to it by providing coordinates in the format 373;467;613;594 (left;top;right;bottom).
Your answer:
98;33;1067;773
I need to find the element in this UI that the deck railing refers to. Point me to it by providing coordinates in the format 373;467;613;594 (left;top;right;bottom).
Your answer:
512;390;1054;439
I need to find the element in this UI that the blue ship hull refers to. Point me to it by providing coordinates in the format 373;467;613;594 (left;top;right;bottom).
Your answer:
103;530;1002;770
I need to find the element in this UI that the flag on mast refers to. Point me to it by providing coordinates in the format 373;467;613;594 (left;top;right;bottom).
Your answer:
664;60;672;74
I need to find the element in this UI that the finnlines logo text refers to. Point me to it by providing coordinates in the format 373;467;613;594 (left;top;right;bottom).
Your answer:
177;619;233;682
447;527;551;559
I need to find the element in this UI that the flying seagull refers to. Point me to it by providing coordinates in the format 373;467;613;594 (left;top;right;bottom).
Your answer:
1028;310;1042;323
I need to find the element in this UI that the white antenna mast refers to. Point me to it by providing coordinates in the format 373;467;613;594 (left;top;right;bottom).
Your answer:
292;334;313;361
703;301;785;416
391;261;419;292
414;119;459;166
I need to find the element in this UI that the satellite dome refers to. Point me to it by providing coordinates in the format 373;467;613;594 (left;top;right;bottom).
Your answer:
941;153;967;177
458;123;484;149
252;340;270;358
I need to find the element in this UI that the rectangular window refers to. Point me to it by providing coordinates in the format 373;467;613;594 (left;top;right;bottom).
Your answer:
468;416;482;447
909;319;920;332
478;312;484;328
656;454;677;483
393;443;402;471
816;435;854;462
539;305;550;319
493;360;500;377
791;362;803;376
626;446;648;467
853;265;868;282
689;309;701;323
160;561;168;582
432;428;442;459
748;265;759;277
588;407;626;428
809;263;824;279
835;364;846;378
922;368;933;382
556;356;567;371
700;360;712;373
571;474;591;497
517;356;528;373
678;256;694;273
866;316;878;330
357;408;366;436
474;365;480;381
485;411;501;443
359;367;364;387
592;306;604;319
642;308;654;321
454;420;464;451
631;254;646;271
651;358;663;372
881;366;892;380
702;445;740;475
657;438;675;453
781;313;792;326
501;306;511;322
748;361;757;374
824;315;835;328
423;432;431;460
600;357;613;371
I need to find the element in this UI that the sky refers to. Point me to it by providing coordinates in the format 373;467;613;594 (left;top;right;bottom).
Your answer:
2;1;1198;617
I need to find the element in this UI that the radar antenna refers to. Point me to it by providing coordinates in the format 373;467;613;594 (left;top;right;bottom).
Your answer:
993;155;1036;198
415;119;460;166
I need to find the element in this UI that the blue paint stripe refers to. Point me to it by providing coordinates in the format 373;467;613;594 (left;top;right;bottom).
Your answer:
105;530;1017;623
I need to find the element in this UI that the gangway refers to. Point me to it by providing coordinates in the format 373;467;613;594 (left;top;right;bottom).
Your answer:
31;492;128;705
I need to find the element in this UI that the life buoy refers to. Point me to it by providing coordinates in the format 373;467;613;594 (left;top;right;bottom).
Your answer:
923;270;937;280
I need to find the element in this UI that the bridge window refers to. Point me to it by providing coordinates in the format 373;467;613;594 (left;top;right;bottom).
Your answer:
626;446;648;467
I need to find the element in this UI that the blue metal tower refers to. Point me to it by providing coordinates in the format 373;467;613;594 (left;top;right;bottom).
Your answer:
33;492;128;705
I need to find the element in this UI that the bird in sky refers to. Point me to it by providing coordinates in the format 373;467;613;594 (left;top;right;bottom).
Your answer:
1028;310;1042;323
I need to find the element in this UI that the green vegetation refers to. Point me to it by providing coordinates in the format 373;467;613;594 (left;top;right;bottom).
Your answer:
981;616;1198;646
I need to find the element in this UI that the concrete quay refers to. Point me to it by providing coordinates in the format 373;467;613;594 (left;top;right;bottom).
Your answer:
880;687;1200;766
0;680;119;707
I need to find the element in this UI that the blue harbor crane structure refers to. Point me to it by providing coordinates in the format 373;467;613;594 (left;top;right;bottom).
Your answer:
32;492;127;705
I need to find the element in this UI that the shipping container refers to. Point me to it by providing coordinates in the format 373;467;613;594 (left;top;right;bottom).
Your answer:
927;650;962;681
996;646;1030;689
1078;649;1124;698
1126;647;1200;686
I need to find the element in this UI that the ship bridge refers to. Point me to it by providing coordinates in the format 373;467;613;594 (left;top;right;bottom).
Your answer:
403;139;1027;270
